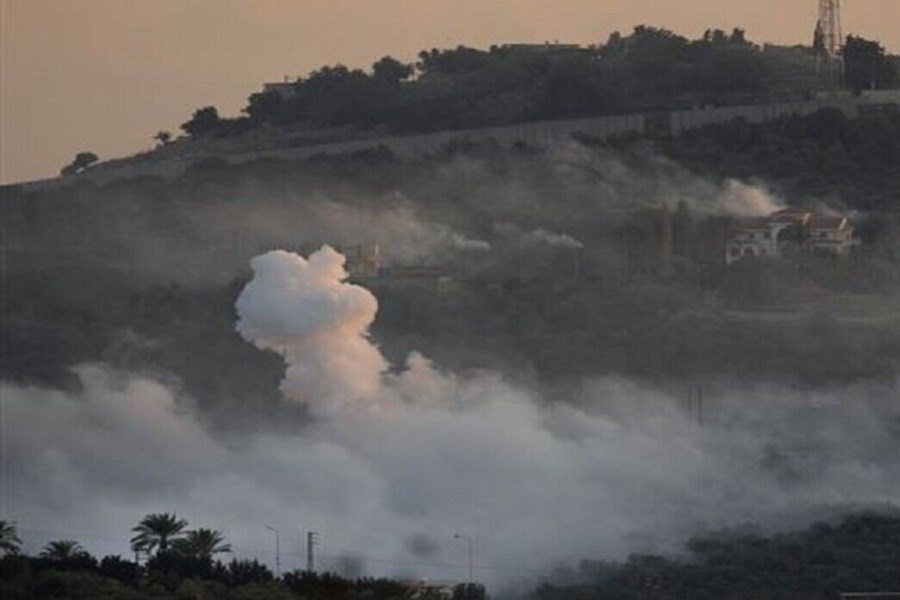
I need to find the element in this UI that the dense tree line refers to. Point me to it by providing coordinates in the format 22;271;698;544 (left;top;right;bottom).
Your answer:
5;512;900;598
179;26;900;139
0;517;483;599
6;108;900;407
653;108;900;210
533;511;900;599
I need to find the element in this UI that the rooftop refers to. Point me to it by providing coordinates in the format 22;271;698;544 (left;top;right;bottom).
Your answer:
808;216;848;229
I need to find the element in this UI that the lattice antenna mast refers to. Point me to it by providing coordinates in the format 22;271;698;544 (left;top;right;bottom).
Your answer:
818;0;843;59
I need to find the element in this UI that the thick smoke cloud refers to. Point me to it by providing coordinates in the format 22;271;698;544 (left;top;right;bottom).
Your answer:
7;135;896;596
235;248;387;414
11;247;896;593
7;361;900;592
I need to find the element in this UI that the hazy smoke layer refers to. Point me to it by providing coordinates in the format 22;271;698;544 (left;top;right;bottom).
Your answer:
718;179;784;217
7;366;900;591
8;248;900;594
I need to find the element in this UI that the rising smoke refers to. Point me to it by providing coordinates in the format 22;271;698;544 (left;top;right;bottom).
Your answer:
5;137;899;595
235;248;387;415
10;247;895;593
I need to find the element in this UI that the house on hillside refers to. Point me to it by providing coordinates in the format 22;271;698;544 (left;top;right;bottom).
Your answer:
806;215;856;255
262;79;299;100
725;208;856;265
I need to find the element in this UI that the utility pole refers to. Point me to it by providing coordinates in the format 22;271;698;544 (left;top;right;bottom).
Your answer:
453;534;474;583
818;0;843;60
265;526;281;577
306;531;319;573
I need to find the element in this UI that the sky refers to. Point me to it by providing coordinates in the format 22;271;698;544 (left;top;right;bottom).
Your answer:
2;0;898;184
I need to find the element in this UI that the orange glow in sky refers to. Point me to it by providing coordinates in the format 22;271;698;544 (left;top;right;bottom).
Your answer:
2;0;898;183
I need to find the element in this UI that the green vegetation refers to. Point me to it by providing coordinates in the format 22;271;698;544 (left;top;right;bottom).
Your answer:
180;27;895;140
3;513;899;597
843;35;897;93
40;541;89;562
171;529;232;561
60;152;99;176
0;521;22;556
0;516;427;599
534;511;900;599
130;513;189;556
6;109;900;401
653;108;900;210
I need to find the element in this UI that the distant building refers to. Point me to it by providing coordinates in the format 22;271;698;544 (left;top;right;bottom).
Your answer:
806;215;856;255
499;42;587;56
726;208;856;265
262;79;299;100
726;217;781;263
337;243;382;278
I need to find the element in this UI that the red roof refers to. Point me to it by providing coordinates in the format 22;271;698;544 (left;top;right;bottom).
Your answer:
770;208;812;224
734;217;773;231
808;216;847;230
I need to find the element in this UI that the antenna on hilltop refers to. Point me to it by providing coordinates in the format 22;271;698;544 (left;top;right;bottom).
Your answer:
815;0;844;88
818;0;843;59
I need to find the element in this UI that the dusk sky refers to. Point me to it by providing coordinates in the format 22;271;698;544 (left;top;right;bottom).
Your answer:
3;0;898;184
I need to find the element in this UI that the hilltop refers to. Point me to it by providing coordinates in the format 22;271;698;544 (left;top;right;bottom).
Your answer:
171;26;895;145
24;25;897;186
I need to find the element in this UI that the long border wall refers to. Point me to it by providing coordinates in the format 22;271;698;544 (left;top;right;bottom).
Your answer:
17;91;900;190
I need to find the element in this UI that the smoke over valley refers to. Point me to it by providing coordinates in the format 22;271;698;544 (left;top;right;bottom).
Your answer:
4;122;900;595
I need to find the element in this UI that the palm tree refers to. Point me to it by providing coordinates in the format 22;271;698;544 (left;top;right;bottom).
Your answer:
0;521;22;555
40;539;87;560
172;528;232;560
130;513;188;555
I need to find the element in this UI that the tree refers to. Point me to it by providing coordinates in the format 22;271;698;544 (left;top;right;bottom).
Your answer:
226;559;274;586
130;513;188;556
171;528;231;560
60;151;99;176
244;91;285;124
0;520;21;555
153;130;172;146
843;35;897;92
40;539;88;561
372;56;413;87
180;106;221;137
98;555;142;587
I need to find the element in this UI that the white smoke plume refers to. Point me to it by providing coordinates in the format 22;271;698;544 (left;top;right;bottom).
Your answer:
718;179;784;217
547;139;784;218
235;248;387;415
8;247;900;594
7;364;900;592
521;228;584;249
449;233;492;253
493;223;584;251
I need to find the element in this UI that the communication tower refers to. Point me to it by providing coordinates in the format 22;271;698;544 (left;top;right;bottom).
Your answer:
817;0;843;59
815;0;844;88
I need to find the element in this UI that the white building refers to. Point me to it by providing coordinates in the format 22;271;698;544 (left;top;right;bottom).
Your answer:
262;80;298;100
806;215;857;255
725;208;855;265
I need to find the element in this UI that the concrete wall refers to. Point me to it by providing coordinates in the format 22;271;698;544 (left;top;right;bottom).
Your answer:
669;97;861;135
17;93;900;191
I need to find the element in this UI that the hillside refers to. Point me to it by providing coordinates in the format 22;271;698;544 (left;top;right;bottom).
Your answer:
166;27;895;150
6;25;900;597
4;110;900;431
